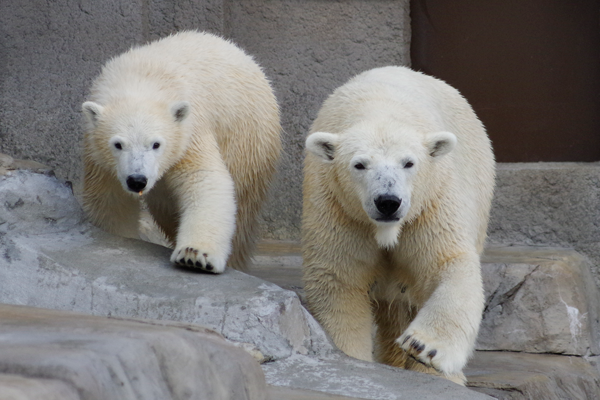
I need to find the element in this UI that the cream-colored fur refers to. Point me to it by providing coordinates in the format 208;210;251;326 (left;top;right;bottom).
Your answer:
302;66;495;384
82;31;281;273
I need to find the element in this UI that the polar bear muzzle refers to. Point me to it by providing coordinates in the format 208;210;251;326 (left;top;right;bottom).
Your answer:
374;194;401;221
126;174;148;193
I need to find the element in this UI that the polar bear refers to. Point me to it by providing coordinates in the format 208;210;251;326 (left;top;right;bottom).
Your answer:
81;31;281;273
302;66;495;384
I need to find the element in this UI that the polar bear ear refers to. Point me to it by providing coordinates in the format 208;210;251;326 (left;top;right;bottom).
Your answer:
171;101;190;122
425;131;457;158
306;132;340;162
82;101;104;129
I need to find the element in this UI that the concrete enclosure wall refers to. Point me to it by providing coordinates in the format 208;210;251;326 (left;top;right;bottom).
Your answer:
0;0;411;240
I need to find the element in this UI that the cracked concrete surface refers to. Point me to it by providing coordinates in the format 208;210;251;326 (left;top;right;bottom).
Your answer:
479;247;600;356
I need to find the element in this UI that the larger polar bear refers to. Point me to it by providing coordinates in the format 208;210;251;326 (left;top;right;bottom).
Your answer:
82;31;281;273
303;66;495;384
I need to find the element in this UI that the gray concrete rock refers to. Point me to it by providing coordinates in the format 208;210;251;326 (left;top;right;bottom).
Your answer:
489;162;600;290
0;169;82;235
478;246;600;356
465;351;600;399
0;154;14;168
0;374;79;400
263;354;491;400
266;386;362;400
0;170;332;363
0;153;54;177
0;303;266;400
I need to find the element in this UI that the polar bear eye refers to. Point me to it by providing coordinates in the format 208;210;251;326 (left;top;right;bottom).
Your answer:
152;142;160;150
354;163;366;170
404;161;414;169
114;142;122;150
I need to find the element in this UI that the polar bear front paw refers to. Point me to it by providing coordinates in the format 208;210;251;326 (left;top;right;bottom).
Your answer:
170;246;226;274
397;331;442;372
396;327;467;376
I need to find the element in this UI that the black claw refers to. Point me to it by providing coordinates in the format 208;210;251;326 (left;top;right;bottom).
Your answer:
402;335;412;345
416;344;425;353
427;350;437;359
410;339;420;350
186;259;194;266
205;263;214;271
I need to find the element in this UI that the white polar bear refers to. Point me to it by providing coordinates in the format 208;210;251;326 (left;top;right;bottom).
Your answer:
302;66;495;384
81;31;281;273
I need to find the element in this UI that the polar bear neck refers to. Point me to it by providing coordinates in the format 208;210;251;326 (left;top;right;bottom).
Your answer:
375;223;401;249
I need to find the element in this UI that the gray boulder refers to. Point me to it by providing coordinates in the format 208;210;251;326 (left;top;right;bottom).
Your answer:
0;169;331;363
0;303;266;400
466;351;600;399
478;246;600;356
264;354;490;400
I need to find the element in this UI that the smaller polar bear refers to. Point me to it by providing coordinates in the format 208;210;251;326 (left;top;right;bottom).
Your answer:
82;31;281;273
302;66;495;384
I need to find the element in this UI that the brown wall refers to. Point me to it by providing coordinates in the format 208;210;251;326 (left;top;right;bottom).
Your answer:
411;0;600;162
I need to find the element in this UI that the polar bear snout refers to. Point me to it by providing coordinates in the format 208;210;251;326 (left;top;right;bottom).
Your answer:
126;174;148;193
374;195;401;220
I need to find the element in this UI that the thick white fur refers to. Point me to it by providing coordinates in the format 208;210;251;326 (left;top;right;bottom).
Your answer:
302;66;495;384
82;31;281;273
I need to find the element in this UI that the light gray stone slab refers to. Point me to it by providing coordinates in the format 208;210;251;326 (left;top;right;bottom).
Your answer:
478;246;600;356
465;351;600;400
0;304;266;400
0;227;332;363
263;354;491;400
0;374;79;400
0;170;333;363
0;169;83;235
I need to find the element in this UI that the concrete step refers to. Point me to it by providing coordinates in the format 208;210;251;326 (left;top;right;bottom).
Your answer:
250;241;600;399
0;304;266;400
268;386;364;399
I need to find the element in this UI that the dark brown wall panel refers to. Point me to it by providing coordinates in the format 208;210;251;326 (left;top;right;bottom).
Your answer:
411;0;600;162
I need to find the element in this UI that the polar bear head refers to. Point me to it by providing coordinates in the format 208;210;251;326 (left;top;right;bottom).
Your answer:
306;121;456;248
82;100;190;195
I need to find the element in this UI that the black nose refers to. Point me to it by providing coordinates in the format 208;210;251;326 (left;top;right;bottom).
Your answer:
126;174;147;192
374;195;401;217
